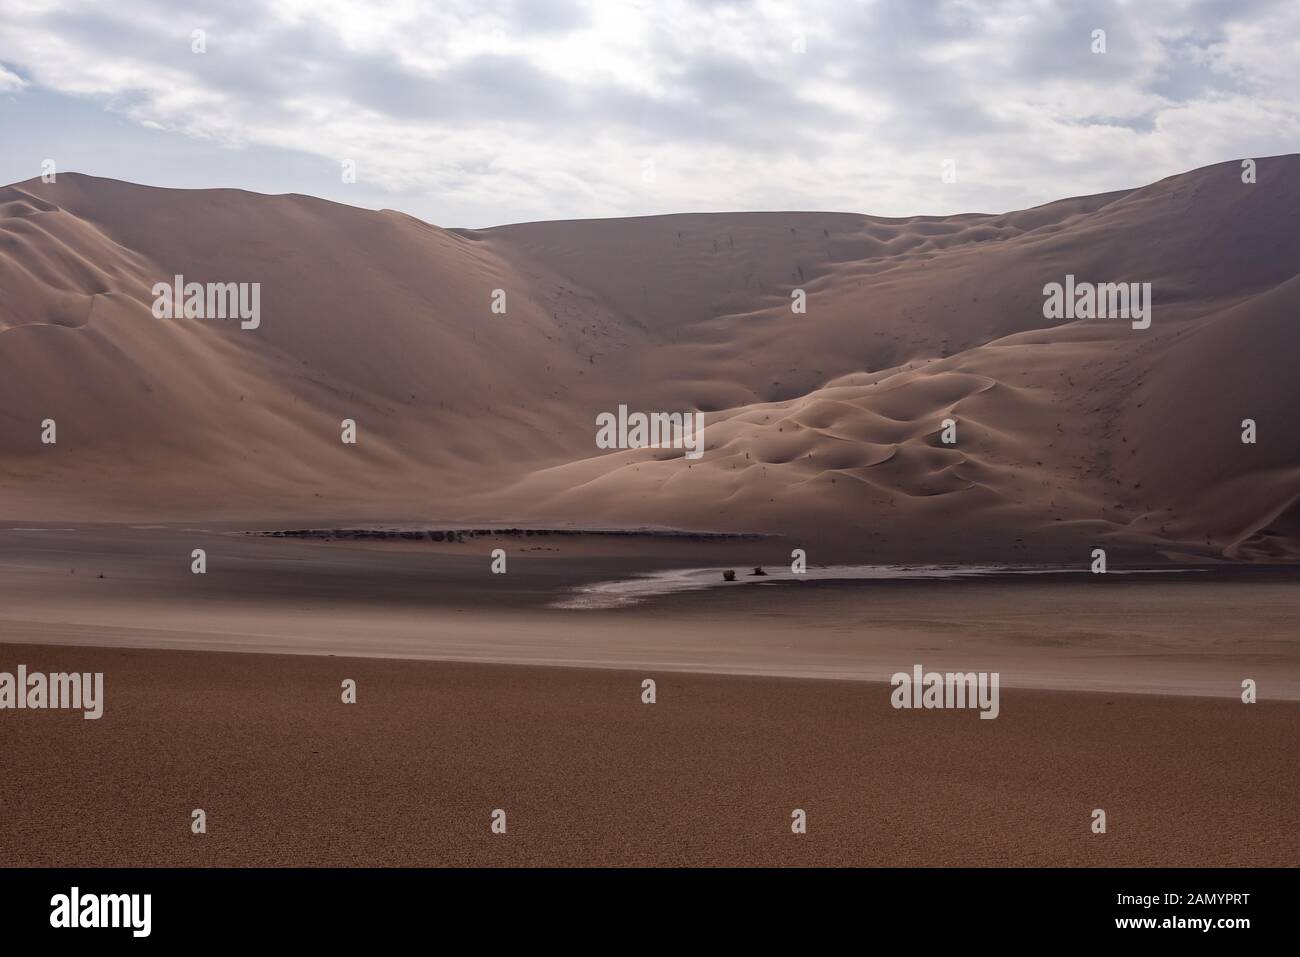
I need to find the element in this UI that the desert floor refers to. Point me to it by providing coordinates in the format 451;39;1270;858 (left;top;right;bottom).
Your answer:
0;524;1296;866
1;643;1296;867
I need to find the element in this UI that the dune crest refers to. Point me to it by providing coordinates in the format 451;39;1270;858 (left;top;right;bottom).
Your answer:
2;159;1297;562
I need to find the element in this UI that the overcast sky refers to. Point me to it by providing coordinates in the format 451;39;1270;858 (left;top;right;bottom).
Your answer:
1;0;1297;227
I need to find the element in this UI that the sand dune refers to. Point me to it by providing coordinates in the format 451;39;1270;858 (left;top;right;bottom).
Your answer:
1;157;1297;561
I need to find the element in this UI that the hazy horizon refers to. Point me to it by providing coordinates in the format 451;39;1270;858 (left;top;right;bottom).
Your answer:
4;150;1282;233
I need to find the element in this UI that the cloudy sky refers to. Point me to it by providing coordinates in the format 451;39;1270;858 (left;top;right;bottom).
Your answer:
1;0;1297;227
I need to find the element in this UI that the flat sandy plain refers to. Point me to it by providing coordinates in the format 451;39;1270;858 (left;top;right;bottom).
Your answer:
1;525;1296;866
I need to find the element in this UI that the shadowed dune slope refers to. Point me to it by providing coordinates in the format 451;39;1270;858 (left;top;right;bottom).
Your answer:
1;157;1297;560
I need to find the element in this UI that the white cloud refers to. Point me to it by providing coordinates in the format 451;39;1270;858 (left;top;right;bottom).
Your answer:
0;64;26;92
0;0;1297;225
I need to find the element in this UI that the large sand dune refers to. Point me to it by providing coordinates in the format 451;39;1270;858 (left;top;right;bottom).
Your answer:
1;158;1297;561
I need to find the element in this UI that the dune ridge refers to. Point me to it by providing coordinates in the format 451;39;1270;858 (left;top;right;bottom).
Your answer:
1;157;1297;561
